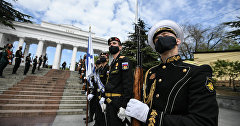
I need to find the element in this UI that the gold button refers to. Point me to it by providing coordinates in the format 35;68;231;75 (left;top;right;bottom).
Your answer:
156;94;159;98
162;65;166;69
149;71;152;74
183;69;187;73
158;79;162;82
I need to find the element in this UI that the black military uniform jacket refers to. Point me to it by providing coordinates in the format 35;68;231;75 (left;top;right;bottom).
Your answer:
15;50;22;59
144;55;218;126
105;54;133;108
99;64;109;86
25;56;31;65
33;58;37;66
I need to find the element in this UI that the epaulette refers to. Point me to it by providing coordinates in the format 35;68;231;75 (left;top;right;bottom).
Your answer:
119;56;125;59
183;60;201;66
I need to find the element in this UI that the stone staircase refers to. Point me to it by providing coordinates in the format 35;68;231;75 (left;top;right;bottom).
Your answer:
0;66;86;125
57;71;86;115
0;65;49;94
0;69;70;117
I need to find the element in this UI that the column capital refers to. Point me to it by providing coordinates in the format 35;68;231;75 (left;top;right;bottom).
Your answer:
17;36;25;39
37;38;45;41
56;41;62;44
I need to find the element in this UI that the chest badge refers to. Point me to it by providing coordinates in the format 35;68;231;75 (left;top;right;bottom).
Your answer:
206;77;215;92
122;62;129;70
115;63;119;69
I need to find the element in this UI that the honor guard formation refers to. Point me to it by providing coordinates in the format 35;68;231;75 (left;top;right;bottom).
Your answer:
83;20;218;126
0;20;219;126
0;43;49;77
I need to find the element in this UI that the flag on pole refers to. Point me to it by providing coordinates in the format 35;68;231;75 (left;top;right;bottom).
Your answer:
86;26;95;87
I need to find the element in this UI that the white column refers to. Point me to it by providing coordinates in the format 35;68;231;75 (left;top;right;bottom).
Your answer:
58;48;63;68
18;37;25;49
42;45;47;56
23;44;30;56
23;43;30;62
0;33;5;47
35;40;44;58
70;46;78;71
52;43;62;69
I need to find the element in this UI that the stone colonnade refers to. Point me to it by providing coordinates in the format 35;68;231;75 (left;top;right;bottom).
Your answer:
0;33;83;71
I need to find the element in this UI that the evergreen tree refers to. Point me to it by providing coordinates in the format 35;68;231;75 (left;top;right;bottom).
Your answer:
0;0;32;29
122;19;159;73
223;17;240;41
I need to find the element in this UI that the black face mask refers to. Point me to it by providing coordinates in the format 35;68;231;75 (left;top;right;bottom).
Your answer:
109;46;119;54
8;47;11;49
100;57;106;63
155;36;177;54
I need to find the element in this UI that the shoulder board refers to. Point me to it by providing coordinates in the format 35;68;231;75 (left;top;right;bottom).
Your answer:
183;60;201;66
119;56;125;59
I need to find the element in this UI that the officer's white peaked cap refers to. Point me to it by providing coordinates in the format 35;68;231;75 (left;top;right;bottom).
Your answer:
148;20;184;51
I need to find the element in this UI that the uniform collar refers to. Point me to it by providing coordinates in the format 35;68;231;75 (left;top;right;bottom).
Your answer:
110;54;121;66
161;55;182;65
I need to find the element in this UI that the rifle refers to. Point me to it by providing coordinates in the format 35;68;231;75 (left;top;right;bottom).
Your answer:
85;79;89;126
132;0;143;125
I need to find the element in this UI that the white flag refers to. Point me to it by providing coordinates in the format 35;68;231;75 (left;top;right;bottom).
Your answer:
86;27;95;85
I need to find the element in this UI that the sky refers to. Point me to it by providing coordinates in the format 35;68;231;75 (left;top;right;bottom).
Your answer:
8;0;240;68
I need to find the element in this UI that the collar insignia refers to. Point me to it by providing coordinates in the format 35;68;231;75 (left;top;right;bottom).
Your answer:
166;55;181;63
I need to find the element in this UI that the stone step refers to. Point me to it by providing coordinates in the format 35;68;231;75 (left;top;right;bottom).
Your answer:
57;109;85;115
0;94;62;100
58;104;86;109
0;104;86;110
59;100;86;104
0;94;85;100
7;87;66;92
12;84;65;89
0;104;60;110
0;99;86;104
0;109;58;117
0;99;61;104
1;90;65;96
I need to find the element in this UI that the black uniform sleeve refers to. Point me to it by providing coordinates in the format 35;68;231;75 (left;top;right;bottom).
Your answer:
146;65;219;126
120;57;134;107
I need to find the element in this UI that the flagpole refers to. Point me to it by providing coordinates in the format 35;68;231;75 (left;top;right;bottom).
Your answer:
85;25;91;126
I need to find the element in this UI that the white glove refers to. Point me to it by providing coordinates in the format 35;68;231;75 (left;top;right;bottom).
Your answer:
125;99;149;123
101;103;106;112
99;97;105;105
118;107;126;122
87;94;94;101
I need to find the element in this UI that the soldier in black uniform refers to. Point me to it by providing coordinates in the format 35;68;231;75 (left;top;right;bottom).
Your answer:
0;44;13;78
99;53;109;86
38;55;43;70
93;53;109;126
12;46;23;74
85;59;101;123
32;56;38;74
24;53;32;75
126;20;219;126
62;61;67;70
99;37;133;126
43;54;48;68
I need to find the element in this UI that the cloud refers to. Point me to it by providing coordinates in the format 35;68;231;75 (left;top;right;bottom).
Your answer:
9;0;240;42
16;0;51;12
